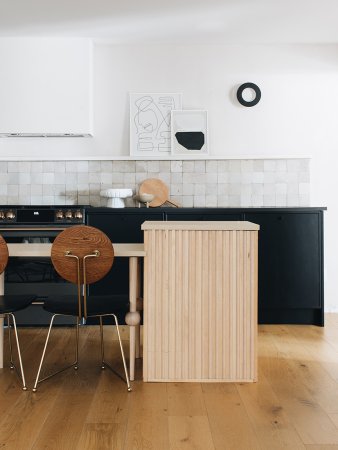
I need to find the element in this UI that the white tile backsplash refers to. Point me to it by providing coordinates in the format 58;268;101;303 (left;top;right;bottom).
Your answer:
0;158;310;207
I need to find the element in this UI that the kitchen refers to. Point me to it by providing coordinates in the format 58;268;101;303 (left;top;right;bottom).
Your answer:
0;1;337;449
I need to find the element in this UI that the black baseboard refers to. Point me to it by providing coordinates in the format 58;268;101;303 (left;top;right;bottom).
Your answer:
259;308;324;326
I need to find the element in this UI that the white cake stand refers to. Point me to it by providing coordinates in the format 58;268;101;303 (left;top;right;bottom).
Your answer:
100;189;133;208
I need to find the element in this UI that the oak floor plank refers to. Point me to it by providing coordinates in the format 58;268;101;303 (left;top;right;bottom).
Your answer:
288;325;338;382
168;416;215;450
259;326;338;445
76;423;126;450
167;383;206;416
236;373;306;449
305;446;338;449
0;328;43;421
271;326;338;415
30;326;108;450
28;327;112;449
123;382;169;450
329;414;338;428
0;327;74;450
202;383;262;450
84;369;131;424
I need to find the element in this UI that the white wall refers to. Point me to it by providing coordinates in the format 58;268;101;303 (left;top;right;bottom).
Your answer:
95;44;338;158
0;40;337;311
1;42;338;160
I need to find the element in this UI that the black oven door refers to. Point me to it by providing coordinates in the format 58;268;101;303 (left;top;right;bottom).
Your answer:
3;230;77;326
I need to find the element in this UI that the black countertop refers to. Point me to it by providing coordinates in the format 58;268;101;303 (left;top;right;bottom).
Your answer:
86;206;327;212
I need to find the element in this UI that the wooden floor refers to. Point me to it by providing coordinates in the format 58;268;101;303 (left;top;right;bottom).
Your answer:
1;315;338;449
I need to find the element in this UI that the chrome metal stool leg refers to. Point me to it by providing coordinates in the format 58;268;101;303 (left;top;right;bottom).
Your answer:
113;314;131;392
33;314;57;392
7;314;14;370
74;317;80;370
99;316;105;369
8;313;27;391
33;315;82;392
98;314;131;391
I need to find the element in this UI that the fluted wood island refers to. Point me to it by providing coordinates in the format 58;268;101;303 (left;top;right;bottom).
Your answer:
141;221;259;382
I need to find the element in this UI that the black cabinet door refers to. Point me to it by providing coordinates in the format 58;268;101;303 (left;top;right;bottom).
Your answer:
166;212;242;221
87;210;164;244
87;211;164;295
245;212;322;309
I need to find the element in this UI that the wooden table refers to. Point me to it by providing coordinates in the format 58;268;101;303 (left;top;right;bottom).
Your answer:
0;243;145;381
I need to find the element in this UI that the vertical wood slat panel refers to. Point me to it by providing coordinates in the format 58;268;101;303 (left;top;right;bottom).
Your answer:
223;231;230;379
215;230;223;379
188;230;196;379
168;230;176;379
195;230;203;379
182;230;189;379
162;230;169;378
143;227;258;382
147;229;156;380
201;231;209;379
230;230;237;380
176;230;183;380
208;230;216;379
155;229;162;379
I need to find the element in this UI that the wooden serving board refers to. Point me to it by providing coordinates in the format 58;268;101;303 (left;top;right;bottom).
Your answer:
139;178;172;207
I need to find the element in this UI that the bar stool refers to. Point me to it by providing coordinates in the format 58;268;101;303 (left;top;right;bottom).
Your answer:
33;225;131;392
0;235;36;390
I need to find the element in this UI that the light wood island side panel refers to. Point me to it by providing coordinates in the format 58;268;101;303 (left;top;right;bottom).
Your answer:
142;221;259;382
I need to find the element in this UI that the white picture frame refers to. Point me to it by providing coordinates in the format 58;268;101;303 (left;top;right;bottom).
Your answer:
171;110;208;156
130;93;182;156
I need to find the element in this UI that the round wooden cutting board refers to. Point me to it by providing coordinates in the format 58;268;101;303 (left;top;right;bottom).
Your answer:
139;178;169;207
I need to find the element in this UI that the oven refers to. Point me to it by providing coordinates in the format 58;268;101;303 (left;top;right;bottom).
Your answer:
0;206;87;325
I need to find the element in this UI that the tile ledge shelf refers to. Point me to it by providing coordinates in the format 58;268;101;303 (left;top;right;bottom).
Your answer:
0;155;312;161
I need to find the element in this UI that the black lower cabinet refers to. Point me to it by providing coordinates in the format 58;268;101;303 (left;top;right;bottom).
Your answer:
86;207;325;326
245;212;324;326
166;212;242;221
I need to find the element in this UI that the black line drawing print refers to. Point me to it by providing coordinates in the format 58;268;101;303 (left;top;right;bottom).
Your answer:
130;93;182;155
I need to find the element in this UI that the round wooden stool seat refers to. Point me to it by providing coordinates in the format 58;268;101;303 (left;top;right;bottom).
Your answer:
51;225;114;284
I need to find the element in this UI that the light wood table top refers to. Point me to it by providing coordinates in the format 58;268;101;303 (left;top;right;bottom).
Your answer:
7;243;146;257
141;220;260;231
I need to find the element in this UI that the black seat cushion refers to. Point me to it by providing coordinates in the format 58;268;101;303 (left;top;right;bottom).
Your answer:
43;295;129;317
0;295;36;314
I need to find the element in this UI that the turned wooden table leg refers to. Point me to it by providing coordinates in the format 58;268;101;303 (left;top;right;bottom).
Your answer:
125;257;141;381
135;259;141;359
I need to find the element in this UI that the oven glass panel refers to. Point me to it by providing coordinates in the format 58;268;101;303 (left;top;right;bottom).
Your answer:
17;209;55;223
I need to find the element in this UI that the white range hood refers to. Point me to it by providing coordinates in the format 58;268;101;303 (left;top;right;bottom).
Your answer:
0;133;91;138
0;38;93;137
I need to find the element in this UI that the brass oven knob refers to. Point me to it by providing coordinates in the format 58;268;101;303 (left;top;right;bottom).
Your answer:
6;210;15;220
0;211;5;220
74;210;83;220
55;210;64;220
65;210;73;219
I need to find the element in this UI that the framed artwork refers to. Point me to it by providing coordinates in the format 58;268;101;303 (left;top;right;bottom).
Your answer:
171;110;208;156
130;93;182;156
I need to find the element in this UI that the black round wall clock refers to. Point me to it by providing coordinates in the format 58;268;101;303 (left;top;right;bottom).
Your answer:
237;82;261;107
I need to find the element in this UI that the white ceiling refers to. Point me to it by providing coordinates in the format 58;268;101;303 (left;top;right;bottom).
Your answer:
1;0;338;44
